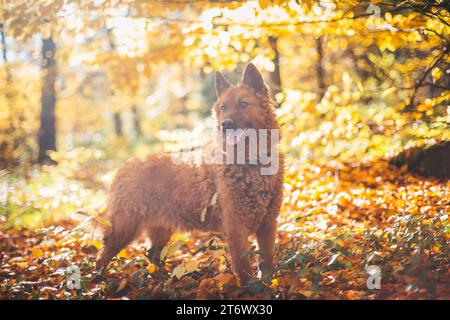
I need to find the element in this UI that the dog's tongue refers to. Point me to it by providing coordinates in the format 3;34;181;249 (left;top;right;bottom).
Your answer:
226;129;247;146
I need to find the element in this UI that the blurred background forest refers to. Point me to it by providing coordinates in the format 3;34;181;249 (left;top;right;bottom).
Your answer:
0;0;449;300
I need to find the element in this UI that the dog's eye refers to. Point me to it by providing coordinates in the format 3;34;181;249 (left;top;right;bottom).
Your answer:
220;105;226;112
239;100;249;109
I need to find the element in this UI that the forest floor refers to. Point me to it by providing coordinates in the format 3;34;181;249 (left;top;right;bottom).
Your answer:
0;158;449;300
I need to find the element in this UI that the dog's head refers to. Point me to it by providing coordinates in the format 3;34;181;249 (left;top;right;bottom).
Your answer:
213;63;277;146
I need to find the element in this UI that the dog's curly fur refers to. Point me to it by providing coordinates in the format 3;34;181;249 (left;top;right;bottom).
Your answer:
97;64;284;284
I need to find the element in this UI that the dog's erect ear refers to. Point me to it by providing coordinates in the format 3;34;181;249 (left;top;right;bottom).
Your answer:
241;63;268;95
215;72;231;97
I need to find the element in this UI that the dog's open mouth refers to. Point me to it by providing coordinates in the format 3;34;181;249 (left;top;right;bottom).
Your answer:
225;128;248;146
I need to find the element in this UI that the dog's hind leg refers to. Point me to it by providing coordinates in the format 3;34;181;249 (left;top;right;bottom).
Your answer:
147;225;173;262
97;210;142;270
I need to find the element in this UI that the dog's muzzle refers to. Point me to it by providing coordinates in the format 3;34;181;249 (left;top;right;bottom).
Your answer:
220;119;235;133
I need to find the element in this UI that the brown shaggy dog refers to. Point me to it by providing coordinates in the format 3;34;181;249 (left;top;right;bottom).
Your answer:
97;63;284;285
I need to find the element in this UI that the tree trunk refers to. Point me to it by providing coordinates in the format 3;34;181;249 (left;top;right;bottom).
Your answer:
268;36;282;102
107;28;124;138
131;105;141;137
316;36;326;102
0;22;10;80
0;23;5;59
38;37;57;164
0;22;13;167
113;112;123;137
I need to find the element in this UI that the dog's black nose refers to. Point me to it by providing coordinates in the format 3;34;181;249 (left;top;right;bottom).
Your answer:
221;119;235;133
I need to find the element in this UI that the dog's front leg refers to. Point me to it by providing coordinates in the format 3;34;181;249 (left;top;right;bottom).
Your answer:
256;215;277;273
224;220;252;286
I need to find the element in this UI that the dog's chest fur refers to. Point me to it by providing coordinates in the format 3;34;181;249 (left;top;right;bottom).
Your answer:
215;163;282;231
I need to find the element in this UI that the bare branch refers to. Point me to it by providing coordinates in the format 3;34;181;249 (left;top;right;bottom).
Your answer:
405;48;448;112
